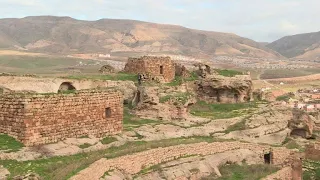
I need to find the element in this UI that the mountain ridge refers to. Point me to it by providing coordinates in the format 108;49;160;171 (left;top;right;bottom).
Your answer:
267;31;320;59
0;16;282;58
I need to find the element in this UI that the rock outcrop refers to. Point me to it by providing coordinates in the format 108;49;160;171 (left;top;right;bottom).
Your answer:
289;109;315;138
196;75;254;103
175;63;190;78
133;86;196;121
221;104;292;145
253;89;276;102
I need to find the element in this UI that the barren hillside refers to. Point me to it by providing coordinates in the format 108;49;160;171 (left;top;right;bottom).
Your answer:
0;16;282;58
267;31;320;59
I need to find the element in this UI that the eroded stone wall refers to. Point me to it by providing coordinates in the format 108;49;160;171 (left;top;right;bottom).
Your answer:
124;56;175;83
71;141;296;180
0;90;123;146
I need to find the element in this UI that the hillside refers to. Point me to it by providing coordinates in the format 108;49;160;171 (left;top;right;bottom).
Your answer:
0;16;282;58
267;31;320;59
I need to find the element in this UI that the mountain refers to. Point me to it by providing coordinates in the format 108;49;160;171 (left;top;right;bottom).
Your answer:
267;31;320;59
0;16;282;58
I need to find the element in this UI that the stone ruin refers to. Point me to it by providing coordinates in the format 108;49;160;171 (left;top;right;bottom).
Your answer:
132;86;196;121
195;74;254;103
175;63;190;78
0;89;123;146
124;56;175;83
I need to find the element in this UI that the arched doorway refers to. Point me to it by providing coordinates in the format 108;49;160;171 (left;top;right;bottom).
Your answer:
58;82;76;93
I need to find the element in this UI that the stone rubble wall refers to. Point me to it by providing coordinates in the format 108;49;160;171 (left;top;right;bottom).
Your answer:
71;141;294;180
0;90;123;146
124;56;175;83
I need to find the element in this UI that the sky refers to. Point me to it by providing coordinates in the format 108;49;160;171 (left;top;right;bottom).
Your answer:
0;0;319;42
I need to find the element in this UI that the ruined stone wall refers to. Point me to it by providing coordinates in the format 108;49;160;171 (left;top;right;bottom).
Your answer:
0;96;26;140
0;90;123;146
71;141;296;180
124;56;175;82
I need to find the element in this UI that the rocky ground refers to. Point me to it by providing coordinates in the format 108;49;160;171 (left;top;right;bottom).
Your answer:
0;70;320;180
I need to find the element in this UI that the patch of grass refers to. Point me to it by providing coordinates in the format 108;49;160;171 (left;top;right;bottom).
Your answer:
190;101;258;119
285;140;301;150
166;76;183;86
123;106;159;131
276;95;291;101
215;69;243;77
78;143;92;149
224;119;247;133
100;136;117;145
63;72;137;81
203;164;279;180
0;134;24;152
303;160;320;180
159;92;193;104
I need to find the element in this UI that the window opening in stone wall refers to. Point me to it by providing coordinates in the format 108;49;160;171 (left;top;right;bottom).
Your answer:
160;65;164;75
105;107;112;118
264;153;272;164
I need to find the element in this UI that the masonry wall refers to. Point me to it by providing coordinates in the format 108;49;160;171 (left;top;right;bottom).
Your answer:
0;90;123;146
0;96;26;140
71;142;297;180
124;56;175;82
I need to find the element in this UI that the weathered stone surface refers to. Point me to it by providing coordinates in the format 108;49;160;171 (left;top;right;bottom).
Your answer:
133;86;195;121
175;63;190;78
195;75;254;103
253;89;276;102
99;64;115;74
124;56;175;83
289;109;315;138
0;89;123;146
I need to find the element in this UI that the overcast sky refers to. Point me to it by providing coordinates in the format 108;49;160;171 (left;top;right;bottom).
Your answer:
0;0;319;42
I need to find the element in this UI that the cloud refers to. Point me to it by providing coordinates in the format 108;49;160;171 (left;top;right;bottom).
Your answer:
0;0;319;42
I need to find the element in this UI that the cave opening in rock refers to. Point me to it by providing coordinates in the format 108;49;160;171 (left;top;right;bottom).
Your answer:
58;82;76;93
290;129;307;138
264;152;272;164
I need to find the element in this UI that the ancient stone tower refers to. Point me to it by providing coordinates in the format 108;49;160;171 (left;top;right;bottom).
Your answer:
124;56;175;83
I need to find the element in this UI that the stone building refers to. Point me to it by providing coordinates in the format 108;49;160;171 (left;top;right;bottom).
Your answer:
124;56;175;83
0;89;123;146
